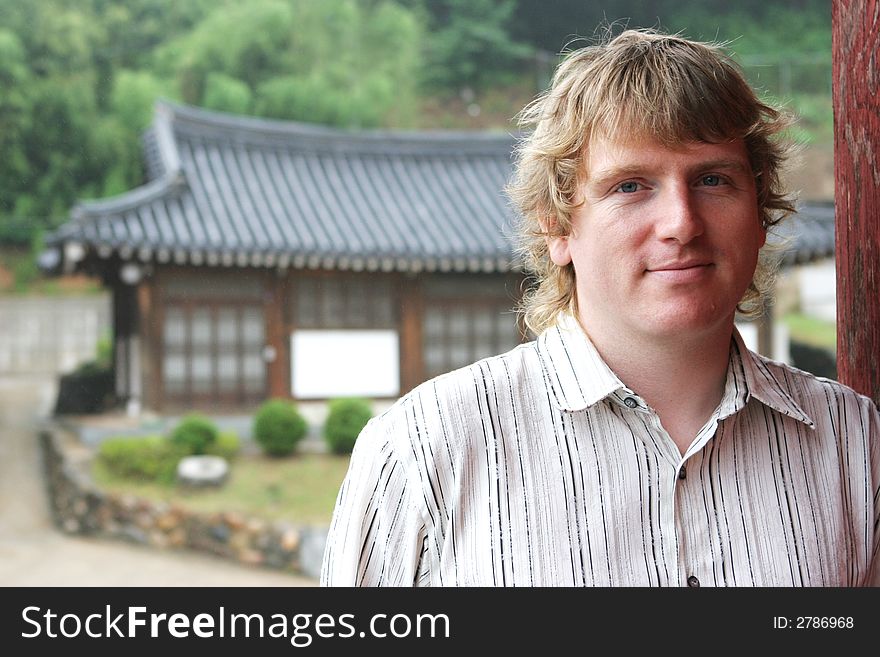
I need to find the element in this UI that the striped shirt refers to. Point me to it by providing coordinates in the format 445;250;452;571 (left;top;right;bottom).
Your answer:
321;312;880;586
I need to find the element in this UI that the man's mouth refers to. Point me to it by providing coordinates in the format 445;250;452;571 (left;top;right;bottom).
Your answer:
646;260;713;281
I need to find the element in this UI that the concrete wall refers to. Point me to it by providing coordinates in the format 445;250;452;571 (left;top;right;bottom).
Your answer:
798;258;836;322
0;294;111;374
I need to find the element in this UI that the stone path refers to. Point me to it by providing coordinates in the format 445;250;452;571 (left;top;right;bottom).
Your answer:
0;376;317;586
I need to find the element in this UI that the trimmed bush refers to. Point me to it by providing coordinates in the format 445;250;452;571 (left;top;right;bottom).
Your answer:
324;397;373;454
203;431;241;460
169;414;219;455
790;340;837;380
97;430;240;484
253;399;307;456
53;361;115;415
98;435;188;484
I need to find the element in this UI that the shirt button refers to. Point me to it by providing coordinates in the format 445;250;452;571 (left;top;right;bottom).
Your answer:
678;465;687;480
687;575;700;588
623;397;638;408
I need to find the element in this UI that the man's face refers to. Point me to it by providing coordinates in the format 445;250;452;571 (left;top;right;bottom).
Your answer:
548;135;765;342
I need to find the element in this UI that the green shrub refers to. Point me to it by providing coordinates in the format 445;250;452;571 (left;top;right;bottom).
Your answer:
98;435;187;484
53;360;115;415
323;397;373;454
253;399;307;456
98;429;240;484
169;413;219;455
95;333;113;368
203;431;241;460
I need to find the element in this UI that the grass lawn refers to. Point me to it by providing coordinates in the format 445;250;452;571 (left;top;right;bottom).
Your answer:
782;312;837;352
91;452;352;526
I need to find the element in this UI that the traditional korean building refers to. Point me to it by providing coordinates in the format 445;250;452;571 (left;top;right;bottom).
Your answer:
42;101;524;412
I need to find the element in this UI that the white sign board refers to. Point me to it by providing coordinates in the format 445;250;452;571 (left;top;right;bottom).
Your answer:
291;330;400;398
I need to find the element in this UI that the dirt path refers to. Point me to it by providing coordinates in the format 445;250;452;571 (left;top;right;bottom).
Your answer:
0;376;317;586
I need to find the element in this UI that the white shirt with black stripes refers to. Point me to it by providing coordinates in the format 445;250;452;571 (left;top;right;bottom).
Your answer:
321;312;880;586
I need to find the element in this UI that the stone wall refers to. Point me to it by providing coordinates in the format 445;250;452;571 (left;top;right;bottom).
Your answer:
39;426;326;580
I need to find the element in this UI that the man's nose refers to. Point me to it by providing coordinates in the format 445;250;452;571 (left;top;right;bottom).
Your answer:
655;185;704;244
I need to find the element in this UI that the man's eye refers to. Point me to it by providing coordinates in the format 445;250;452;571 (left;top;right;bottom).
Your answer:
701;175;722;186
617;181;640;193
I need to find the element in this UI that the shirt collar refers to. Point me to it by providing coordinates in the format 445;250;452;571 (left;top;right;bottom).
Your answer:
535;312;815;428
535;312;626;412
731;329;815;428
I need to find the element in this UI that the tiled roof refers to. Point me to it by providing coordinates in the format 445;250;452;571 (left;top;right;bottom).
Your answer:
48;101;519;273
775;201;836;265
45;101;835;273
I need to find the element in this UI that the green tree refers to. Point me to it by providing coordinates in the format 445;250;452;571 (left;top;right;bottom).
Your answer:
0;29;31;236
0;2;106;240
111;69;171;132
155;0;295;104
19;78;103;224
156;0;422;128
422;0;533;92
101;69;174;195
254;76;351;125
98;0;224;70
274;0;422;127
203;72;253;115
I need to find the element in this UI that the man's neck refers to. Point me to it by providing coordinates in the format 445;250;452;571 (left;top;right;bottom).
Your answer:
577;313;734;456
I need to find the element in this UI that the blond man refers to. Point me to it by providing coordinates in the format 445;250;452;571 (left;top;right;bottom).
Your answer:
322;29;879;587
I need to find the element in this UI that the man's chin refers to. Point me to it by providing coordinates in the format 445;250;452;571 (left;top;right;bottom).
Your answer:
637;305;733;339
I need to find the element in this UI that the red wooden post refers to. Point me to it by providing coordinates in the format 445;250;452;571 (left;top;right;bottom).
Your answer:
832;0;880;404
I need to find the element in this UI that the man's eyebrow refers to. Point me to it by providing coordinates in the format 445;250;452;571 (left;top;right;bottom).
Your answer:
690;159;753;175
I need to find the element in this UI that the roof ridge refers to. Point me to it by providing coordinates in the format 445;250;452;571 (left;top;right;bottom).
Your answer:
153;101;183;176
156;99;518;155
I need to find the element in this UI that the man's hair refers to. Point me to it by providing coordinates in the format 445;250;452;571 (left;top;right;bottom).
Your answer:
507;28;796;335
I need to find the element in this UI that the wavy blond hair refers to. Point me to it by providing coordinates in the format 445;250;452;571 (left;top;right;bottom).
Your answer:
507;29;796;335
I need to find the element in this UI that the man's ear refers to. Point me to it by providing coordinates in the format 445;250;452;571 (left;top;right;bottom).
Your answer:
540;215;572;267
547;235;572;267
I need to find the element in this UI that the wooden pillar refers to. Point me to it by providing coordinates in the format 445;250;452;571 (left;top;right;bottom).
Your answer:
832;0;880;403
399;274;424;395
266;270;288;400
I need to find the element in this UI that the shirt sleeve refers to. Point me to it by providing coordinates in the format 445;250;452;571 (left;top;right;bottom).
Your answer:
869;400;880;587
320;413;427;586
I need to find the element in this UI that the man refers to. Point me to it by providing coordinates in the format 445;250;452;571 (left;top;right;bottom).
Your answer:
321;29;879;586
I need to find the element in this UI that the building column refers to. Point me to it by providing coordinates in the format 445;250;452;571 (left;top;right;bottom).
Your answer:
112;282;140;414
399;274;424;394
266;270;287;400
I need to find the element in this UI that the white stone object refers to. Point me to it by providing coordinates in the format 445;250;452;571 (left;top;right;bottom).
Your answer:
177;455;229;487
